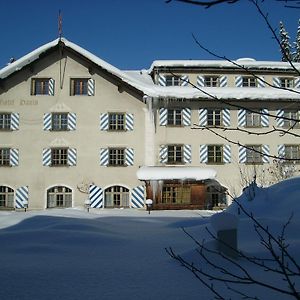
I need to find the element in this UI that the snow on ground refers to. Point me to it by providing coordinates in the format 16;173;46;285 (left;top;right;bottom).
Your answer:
1;177;300;300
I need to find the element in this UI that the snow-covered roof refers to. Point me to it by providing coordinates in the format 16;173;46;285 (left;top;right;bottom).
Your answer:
136;166;216;181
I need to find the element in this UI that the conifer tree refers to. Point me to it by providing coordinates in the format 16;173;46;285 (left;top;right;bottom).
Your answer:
293;19;300;62
279;21;292;62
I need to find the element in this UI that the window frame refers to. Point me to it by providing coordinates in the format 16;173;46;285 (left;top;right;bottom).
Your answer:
207;145;223;164
51;113;69;131
280;77;294;88
31;78;51;95
167;109;183;126
165;75;181;86
51;148;68;167
284;145;300;162
245;145;263;164
0;113;11;131
108;113;126;131
161;184;191;205
207;109;222;126
204;76;219;87
108;148;126;166
0;148;11;167
283;110;300;129
242;76;257;87
245;110;262;127
70;78;89;96
167;144;184;164
0;186;14;208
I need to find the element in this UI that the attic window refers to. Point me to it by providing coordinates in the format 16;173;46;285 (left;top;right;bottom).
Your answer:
31;78;54;95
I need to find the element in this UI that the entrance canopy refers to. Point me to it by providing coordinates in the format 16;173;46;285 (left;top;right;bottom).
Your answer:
136;166;217;181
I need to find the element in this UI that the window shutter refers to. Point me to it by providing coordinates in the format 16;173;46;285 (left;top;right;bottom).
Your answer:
223;145;231;163
159;108;168;126
238;109;246;127
125;113;134;131
276;110;284;127
43;148;51;166
158;74;166;86
68;148;77;166
43;113;52;131
68;113;76;131
219;75;228;87
180;75;189;86
239;146;247;163
199;145;208;163
100;113;109;130
89;185;103;208
261;109;269;127
235;76;243;87
100;148;109;166
222;109;230;127
15;186;29;209
10;148;19;166
278;144;285;158
11;113;19;130
159;145;168;163
182;108;191;126
273;77;281;87
131;186;145;208
197;75;205;87
262;145;270;163
125;148;134;166
183;144;192;164
199;109;207;126
294;77;300;89
48;78;55;96
88;79;95;96
257;76;265;88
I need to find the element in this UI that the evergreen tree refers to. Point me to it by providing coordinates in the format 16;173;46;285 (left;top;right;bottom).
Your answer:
293;19;300;62
279;21;292;62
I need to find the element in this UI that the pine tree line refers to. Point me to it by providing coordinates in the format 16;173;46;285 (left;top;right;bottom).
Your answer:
280;20;300;62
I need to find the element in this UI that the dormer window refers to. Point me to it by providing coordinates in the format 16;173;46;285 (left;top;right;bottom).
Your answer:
242;77;256;87
166;76;180;86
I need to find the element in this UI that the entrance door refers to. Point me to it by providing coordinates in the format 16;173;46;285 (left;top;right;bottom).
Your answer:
104;186;129;208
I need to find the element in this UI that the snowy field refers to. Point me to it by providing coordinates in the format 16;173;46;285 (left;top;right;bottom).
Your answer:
1;177;300;299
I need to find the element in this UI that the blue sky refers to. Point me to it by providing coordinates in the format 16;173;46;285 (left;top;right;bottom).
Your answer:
0;0;299;70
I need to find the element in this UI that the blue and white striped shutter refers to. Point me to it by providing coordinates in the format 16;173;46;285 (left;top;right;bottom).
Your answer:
68;148;77;166
294;77;300;89
68;113;76;131
43;148;51;166
180;75;189;86
276;110;284;127
219;75;228;87
43;113;52;130
222;109;230;127
262;145;270;163
278;144;285;159
239;146;247;163
273;77;281;87
199;145;208;163
261;109;269;127
158;74;166;86
48;78;55;96
238;109;246;127
131;186;145;208
10;148;19;166
125;148;134;166
257;76;265;88
100;148;109;166
159;108;168;126
197;75;205;87
159;145;168;164
125;113;134;131
199;109;207;126
223;145;231;163
15;186;29;209
88;79;95;96
11;113;19;130
183;144;192;164
182;108;191;126
100;113;109;130
235;76;243;87
89;185;103;208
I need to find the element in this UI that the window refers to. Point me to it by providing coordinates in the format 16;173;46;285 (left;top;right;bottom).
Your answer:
207;109;222;126
31;78;52;95
0;113;11;130
280;78;294;88
47;186;72;208
52;113;68;131
204;76;219;87
283;110;300;128
0;148;10;166
167;109;182;126
51;148;68;166
246;145;263;164
161;185;191;204
167;145;183;164
70;78;89;95
285;145;300;162
0;186;14;208
105;186;129;208
109;113;125;131
109;148;125;166
245;111;261;127
207;145;223;164
165;75;180;86
242;77;256;87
